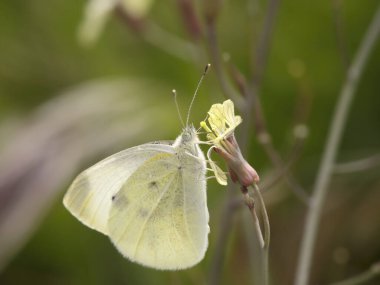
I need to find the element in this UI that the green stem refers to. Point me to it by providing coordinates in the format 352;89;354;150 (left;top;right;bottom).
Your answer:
251;184;270;249
250;184;270;285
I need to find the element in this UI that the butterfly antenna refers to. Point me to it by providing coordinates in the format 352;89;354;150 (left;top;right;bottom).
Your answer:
186;63;211;126
172;89;185;128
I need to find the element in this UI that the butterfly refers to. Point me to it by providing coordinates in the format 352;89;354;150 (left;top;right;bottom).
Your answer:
63;65;212;270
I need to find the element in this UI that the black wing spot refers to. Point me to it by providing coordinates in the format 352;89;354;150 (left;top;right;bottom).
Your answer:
149;181;158;189
112;194;129;208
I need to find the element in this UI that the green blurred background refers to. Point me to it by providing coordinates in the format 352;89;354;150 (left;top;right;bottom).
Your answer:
0;0;379;284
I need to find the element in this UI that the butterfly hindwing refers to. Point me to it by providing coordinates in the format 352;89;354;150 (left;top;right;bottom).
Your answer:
108;149;208;270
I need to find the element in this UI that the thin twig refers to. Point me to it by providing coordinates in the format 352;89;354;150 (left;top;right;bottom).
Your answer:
115;6;202;63
332;0;350;71
251;0;281;87
204;20;244;107
241;187;264;247
294;5;380;285
143;22;202;63
330;262;380;285
177;0;202;41
239;185;270;285
250;183;270;285
334;153;380;174
250;184;270;249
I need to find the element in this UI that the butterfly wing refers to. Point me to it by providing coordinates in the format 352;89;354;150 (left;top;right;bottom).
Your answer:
63;143;174;235
108;150;208;270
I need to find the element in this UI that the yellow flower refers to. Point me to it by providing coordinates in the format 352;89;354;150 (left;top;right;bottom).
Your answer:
201;99;242;146
201;99;259;187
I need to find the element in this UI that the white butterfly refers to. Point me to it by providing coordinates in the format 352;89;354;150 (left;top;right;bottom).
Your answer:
64;66;212;270
63;125;208;270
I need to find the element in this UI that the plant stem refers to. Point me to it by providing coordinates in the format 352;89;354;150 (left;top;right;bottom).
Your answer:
294;5;380;285
251;0;281;87
115;7;202;63
242;190;264;248
204;20;244;107
332;0;350;71
330;262;380;285
251;184;270;249
250;183;270;285
333;153;380;173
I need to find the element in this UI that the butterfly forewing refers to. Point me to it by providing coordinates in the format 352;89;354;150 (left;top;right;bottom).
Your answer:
63;144;174;234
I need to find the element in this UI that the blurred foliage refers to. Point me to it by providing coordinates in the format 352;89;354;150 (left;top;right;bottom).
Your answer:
0;0;379;284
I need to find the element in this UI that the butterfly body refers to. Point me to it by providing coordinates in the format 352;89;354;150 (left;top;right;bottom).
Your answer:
64;125;209;270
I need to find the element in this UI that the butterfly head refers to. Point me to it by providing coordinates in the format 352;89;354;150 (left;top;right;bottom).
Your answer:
173;125;201;155
178;125;199;145
181;125;198;143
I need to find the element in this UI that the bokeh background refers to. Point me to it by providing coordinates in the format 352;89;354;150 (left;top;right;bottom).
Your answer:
0;0;379;284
